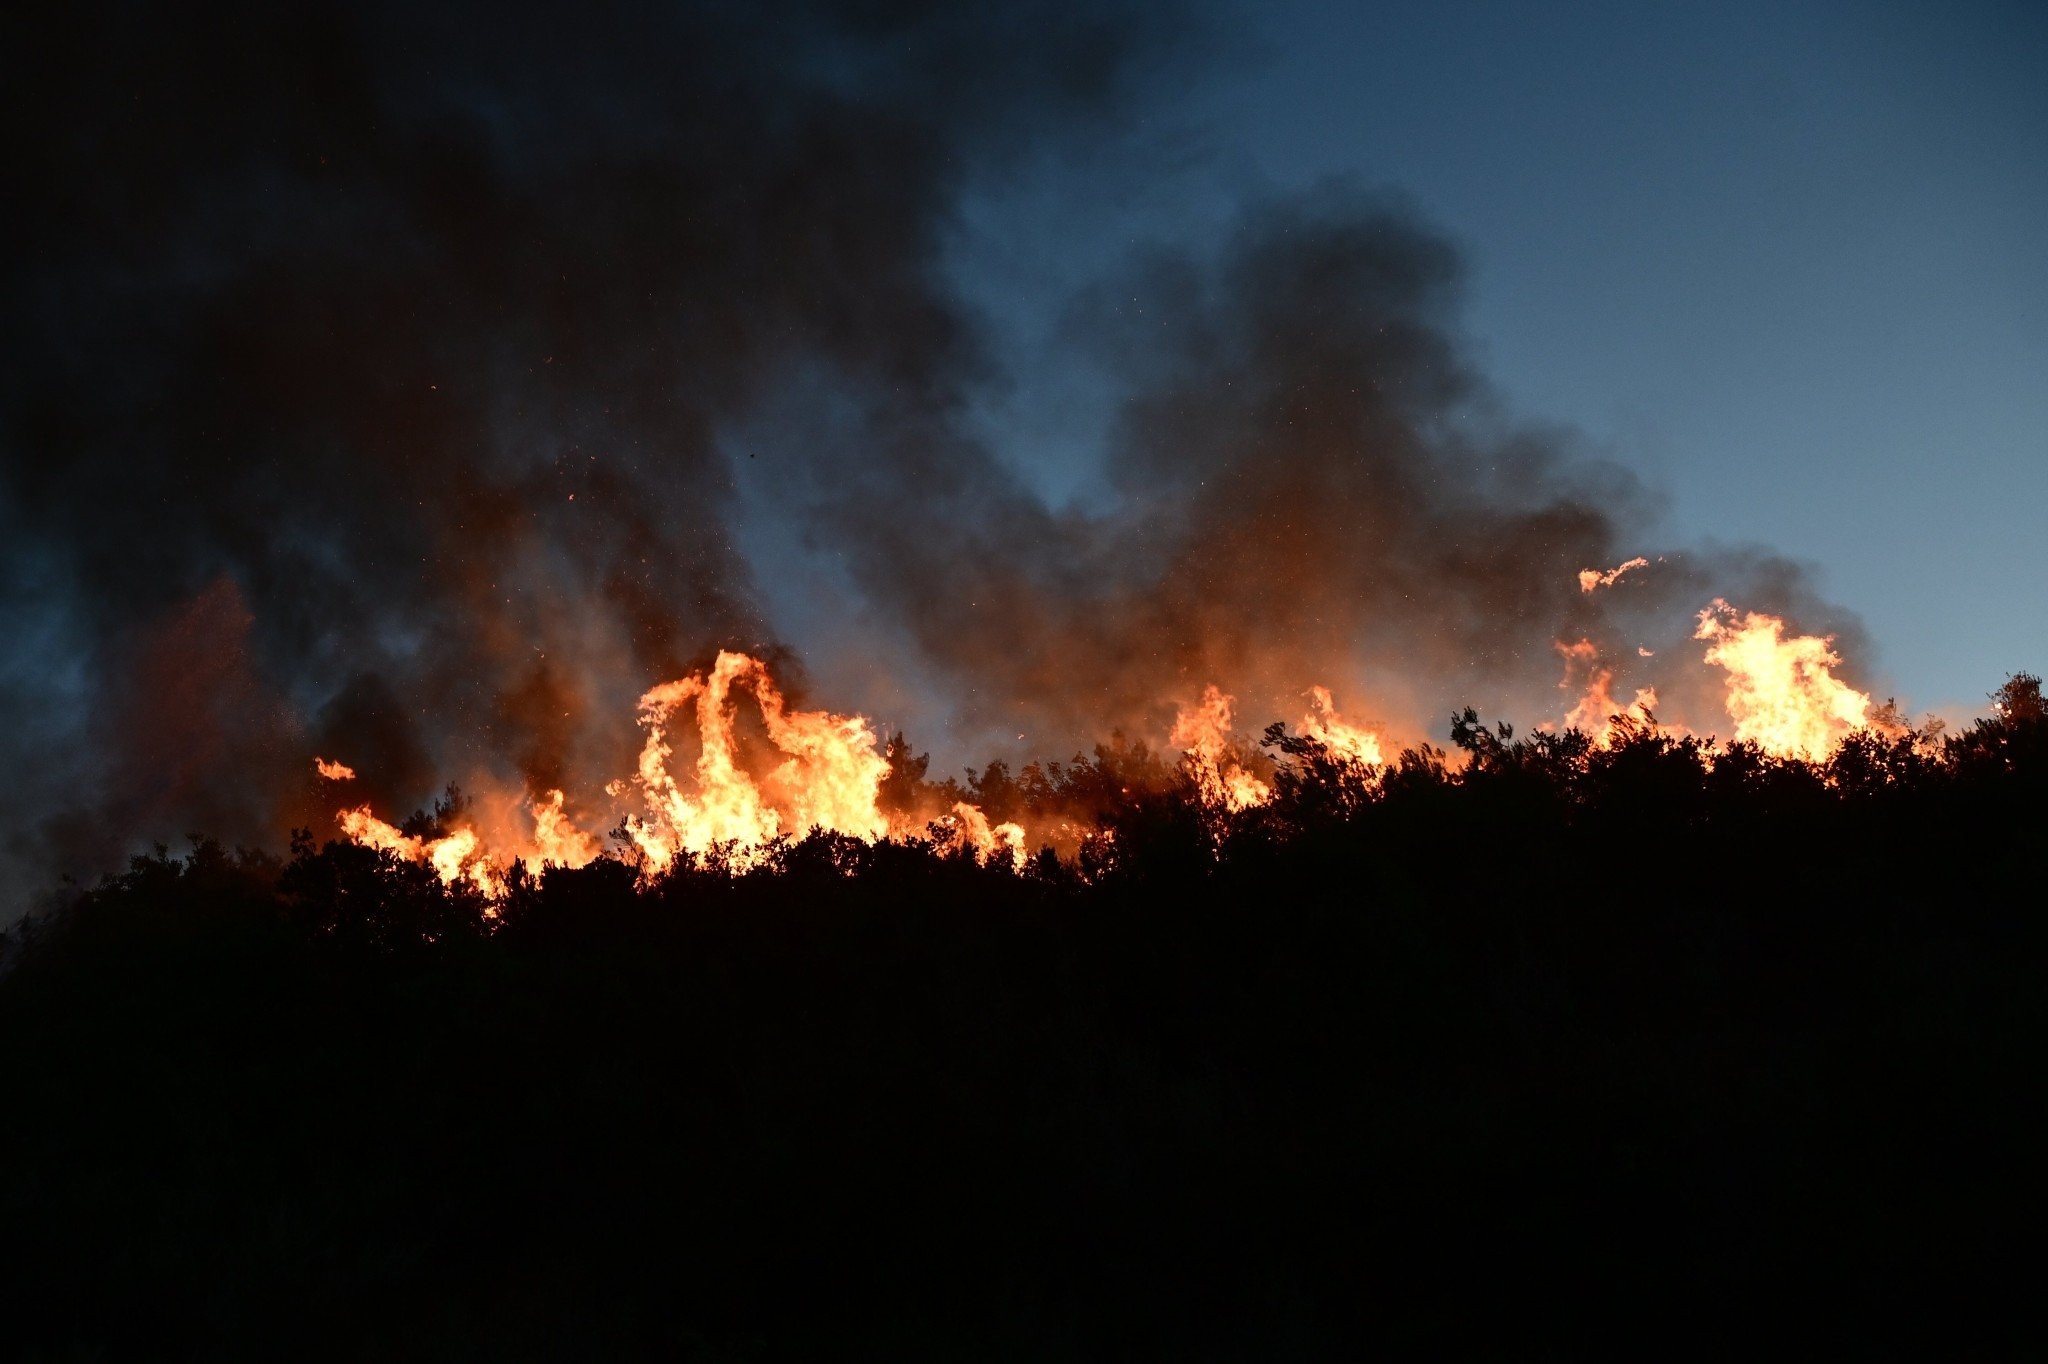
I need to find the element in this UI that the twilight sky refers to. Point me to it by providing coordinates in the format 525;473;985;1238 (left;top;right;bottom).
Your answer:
936;0;2048;713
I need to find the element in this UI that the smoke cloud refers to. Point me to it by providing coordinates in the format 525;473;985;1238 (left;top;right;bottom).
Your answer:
1;0;1862;912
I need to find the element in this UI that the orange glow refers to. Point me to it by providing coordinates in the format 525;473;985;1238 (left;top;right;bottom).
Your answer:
1694;600;1882;760
314;757;357;781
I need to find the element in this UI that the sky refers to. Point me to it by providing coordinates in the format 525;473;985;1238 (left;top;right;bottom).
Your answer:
940;0;2048;714
3;0;2044;908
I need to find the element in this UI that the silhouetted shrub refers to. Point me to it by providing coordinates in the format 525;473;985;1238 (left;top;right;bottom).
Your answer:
1;694;2041;1357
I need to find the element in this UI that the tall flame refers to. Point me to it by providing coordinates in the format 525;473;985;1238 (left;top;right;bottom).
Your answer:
1171;685;1272;812
1694;600;1880;760
528;788;604;870
1299;685;1386;768
618;650;892;871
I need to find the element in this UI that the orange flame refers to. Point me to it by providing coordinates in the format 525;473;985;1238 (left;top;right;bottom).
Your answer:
337;805;506;898
1578;556;1649;593
1694;600;1884;760
1556;639;1657;747
325;652;1039;893
1171;685;1272;812
1300;685;1386;768
527;788;604;872
616;651;894;871
313;602;1916;893
942;801;1028;869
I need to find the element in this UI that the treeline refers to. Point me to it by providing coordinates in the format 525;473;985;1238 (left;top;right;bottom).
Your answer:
1;677;2042;1359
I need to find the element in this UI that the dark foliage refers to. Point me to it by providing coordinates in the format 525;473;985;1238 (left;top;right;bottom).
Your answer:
2;684;2042;1358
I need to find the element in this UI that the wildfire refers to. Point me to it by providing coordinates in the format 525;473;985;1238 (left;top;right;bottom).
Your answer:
530;788;604;869
315;601;1922;895
1556;638;1657;746
1299;685;1386;768
325;650;1042;889
1171;685;1272;812
943;802;1028;869
1694;600;1890;760
337;805;506;898
615;650;893;871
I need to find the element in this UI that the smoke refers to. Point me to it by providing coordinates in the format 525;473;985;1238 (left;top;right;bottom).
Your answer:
767;183;1860;752
1;0;1862;911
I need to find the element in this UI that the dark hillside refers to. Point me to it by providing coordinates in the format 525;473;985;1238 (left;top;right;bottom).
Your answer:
3;683;2041;1359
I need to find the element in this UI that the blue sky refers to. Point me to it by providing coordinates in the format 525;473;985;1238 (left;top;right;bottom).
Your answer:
945;0;2047;714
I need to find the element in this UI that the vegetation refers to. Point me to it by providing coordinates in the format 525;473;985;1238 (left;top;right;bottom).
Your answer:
2;677;2042;1358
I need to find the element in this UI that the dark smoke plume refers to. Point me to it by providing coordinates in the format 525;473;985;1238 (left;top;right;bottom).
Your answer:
1;0;1859;912
771;183;1861;752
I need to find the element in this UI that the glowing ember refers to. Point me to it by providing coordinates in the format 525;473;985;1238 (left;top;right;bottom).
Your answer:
1578;556;1650;593
1694;600;1885;760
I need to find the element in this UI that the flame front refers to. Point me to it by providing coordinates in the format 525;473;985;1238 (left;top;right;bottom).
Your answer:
317;597;1926;895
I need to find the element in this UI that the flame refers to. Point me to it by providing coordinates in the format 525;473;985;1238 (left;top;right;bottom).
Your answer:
616;651;894;871
1578;556;1650;593
526;788;603;872
943;801;1028;869
1694;600;1880;760
312;604;1917;894
1171;685;1271;812
324;651;1029;892
337;805;506;898
1556;639;1657;747
1300;685;1386;768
